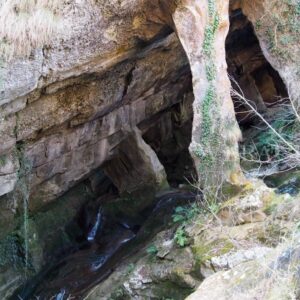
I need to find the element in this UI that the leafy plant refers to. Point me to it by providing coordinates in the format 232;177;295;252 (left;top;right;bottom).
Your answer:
206;199;220;215
146;244;158;255
172;203;201;224
174;226;188;247
109;287;127;300
243;110;298;162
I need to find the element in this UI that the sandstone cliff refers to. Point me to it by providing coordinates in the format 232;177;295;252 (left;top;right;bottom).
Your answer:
0;0;299;298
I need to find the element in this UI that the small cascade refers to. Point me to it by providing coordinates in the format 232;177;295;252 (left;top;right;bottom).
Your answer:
87;208;102;242
55;289;66;300
17;190;197;299
91;255;108;271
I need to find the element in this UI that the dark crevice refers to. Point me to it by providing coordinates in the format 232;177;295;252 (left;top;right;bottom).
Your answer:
226;9;289;128
227;9;296;192
120;66;135;101
134;25;174;48
141;91;197;187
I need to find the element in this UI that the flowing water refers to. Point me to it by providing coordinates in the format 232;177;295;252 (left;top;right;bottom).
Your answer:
14;190;196;300
87;208;102;242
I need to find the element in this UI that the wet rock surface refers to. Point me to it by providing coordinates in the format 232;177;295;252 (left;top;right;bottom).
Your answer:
81;179;300;300
15;190;196;299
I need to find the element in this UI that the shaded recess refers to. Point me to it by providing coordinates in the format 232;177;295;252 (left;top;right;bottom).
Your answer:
141;88;197;187
226;9;288;128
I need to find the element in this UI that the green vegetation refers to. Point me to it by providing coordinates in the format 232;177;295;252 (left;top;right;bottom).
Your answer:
109;287;128;300
174;226;188;247
193;0;230;196
0;154;7;167
172;203;201;224
256;0;300;62
172;203;202;247
205;62;217;82
204;197;220;215
146;244;158;255
241;109;299;163
0;234;23;268
202;14;220;57
172;204;193;247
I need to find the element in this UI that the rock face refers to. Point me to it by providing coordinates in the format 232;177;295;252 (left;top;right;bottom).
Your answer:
0;0;245;205
84;180;300;300
0;1;196;294
1;33;189;205
0;0;299;298
0;0;244;281
173;0;243;191
239;0;300;112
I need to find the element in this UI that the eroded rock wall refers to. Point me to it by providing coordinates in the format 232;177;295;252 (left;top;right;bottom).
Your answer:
0;0;249;224
238;0;300;111
0;33;191;205
0;2;194;295
172;0;243;191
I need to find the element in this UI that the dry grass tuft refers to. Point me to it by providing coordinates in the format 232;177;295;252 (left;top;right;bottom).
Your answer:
0;0;66;60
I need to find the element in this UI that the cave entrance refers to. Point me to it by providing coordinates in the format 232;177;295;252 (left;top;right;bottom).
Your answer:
226;9;295;183
226;9;288;128
140;89;197;188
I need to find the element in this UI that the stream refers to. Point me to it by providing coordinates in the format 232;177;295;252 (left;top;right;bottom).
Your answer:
14;190;196;300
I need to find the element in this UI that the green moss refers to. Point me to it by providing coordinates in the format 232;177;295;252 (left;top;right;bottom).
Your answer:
0;234;24;269
109;287;129;300
202;14;220;57
263;194;285;215
192;238;234;264
153;280;193;300
0;154;7;167
257;222;286;246
205;62;217;82
255;0;300;63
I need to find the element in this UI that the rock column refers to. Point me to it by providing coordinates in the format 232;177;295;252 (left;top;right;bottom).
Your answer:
171;0;243;193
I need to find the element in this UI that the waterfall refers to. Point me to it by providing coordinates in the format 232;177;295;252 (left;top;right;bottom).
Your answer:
55;289;66;300
87;208;102;242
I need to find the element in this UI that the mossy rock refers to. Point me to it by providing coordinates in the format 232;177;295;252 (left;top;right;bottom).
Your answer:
192;237;235;264
0;234;24;269
264;170;300;189
151;281;194;300
263;193;286;216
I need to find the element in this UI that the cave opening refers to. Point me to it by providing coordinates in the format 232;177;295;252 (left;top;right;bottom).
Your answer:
226;9;294;183
141;88;197;188
143;8;292;188
226;9;288;128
